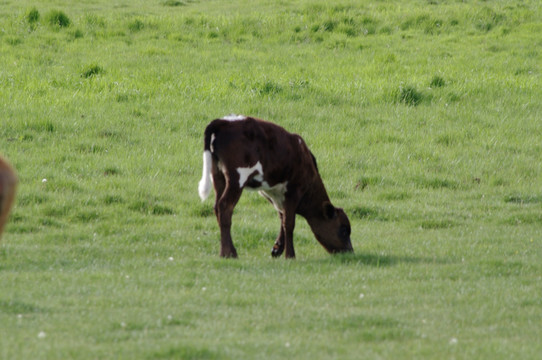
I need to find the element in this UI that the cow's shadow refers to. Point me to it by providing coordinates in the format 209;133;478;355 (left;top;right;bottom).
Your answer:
322;252;450;267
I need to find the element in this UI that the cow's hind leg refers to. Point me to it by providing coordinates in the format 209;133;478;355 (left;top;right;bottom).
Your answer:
214;176;242;258
212;169;226;218
271;212;285;258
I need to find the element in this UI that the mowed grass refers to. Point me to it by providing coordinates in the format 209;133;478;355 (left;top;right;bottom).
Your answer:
1;0;541;358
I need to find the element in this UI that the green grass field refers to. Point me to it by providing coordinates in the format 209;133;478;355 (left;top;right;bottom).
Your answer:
1;0;541;358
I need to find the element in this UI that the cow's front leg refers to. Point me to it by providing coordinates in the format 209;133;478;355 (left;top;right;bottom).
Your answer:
215;182;242;258
271;212;285;258
282;208;296;259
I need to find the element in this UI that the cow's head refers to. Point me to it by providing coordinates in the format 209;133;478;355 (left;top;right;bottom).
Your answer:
312;202;353;254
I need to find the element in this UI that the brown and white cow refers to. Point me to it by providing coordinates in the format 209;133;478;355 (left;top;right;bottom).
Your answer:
0;156;17;241
198;115;353;258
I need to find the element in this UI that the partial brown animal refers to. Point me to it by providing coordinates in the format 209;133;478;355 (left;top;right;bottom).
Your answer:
198;115;353;258
0;156;17;240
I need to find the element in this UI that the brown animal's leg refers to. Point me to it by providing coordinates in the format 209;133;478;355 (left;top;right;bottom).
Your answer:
282;207;296;259
215;180;242;258
271;212;285;258
212;170;226;218
0;157;17;240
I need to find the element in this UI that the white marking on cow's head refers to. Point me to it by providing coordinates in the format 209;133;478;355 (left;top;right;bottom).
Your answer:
237;161;263;188
222;114;247;121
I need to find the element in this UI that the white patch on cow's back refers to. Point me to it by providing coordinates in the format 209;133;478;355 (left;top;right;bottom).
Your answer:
259;182;288;212
222;114;247;121
237;161;263;188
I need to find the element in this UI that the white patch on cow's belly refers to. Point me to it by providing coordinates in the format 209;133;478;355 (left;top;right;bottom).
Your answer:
237;161;263;188
258;182;288;212
222;114;247;121
236;161;287;212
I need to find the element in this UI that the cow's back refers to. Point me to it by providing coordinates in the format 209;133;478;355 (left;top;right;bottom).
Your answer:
208;117;317;187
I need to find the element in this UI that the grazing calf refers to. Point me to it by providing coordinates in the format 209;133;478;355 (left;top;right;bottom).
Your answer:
198;115;353;258
0;156;17;241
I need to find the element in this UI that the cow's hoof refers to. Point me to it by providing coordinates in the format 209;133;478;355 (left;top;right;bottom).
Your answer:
220;249;238;258
271;244;284;258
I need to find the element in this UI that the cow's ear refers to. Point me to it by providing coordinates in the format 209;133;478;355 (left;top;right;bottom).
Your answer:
323;202;336;220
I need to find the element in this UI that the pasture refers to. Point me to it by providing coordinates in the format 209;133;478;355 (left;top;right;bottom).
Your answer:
1;0;541;358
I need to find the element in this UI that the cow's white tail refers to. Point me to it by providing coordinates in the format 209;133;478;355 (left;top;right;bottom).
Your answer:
198;150;213;201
